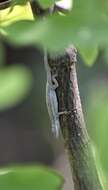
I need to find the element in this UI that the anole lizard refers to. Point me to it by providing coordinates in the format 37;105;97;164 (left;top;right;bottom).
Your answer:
44;50;60;138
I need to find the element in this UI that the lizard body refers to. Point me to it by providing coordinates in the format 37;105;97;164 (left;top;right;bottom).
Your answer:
44;50;60;138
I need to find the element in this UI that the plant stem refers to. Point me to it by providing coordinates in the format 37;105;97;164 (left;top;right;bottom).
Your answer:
47;46;103;190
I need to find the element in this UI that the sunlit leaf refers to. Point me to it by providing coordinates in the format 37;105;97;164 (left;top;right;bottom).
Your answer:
0;166;63;190
0;2;33;27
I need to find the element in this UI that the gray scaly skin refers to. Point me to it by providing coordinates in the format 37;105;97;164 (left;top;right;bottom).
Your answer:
44;50;60;138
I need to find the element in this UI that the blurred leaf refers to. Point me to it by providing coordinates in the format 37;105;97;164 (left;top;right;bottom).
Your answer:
86;86;108;189
78;46;98;66
2;13;95;51
92;146;106;190
37;0;56;8
3;7;108;52
0;65;32;111
0;166;63;190
87;86;108;173
1;0;108;63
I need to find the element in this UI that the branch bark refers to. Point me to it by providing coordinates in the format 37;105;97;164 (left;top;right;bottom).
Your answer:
47;46;103;190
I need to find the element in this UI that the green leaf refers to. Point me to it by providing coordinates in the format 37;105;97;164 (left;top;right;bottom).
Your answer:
78;46;98;66
3;20;43;46
0;166;63;190
37;0;55;8
2;0;108;54
3;10;105;51
0;65;32;111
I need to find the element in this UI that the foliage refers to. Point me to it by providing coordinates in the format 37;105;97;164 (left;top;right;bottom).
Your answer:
0;1;108;190
0;166;63;190
0;0;108;65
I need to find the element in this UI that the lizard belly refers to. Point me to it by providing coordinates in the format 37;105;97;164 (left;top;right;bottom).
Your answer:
46;83;60;137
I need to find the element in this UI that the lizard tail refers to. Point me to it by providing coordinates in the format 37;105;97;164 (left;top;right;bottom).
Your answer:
51;119;60;138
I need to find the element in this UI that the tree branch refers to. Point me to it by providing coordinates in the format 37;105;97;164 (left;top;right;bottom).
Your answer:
47;46;103;190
